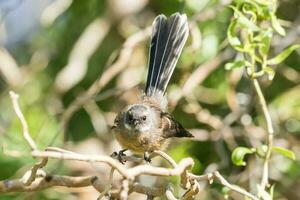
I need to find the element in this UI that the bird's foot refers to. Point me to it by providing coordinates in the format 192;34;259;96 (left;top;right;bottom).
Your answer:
143;151;152;163
111;149;128;164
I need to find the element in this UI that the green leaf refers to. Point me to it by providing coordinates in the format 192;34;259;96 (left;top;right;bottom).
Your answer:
227;19;243;50
222;187;230;199
270;184;275;200
272;146;296;160
264;66;275;80
225;60;250;70
242;2;258;21
231;147;256;166
271;15;286;36
267;45;300;65
253;0;271;6
257;29;273;56
230;6;260;31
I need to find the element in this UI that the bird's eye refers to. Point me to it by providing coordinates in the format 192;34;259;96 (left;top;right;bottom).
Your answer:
142;116;147;121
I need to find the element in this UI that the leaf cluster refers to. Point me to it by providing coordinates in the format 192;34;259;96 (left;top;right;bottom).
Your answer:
226;0;299;80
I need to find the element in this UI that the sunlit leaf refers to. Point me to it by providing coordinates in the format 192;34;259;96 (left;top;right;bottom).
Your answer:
270;184;276;199
243;0;268;19
257;29;273;56
253;0;271;6
230;6;260;31
225;60;250;70
231;147;256;166
271;15;286;36
272;146;296;160
259;6;272;19
267;45;300;65
227;20;244;51
222;187;230;199
242;2;258;22
227;20;241;46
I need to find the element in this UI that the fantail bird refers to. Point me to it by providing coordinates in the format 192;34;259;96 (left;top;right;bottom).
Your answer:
112;13;192;162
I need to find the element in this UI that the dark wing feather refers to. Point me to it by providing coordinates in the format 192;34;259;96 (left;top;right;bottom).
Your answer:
161;112;193;138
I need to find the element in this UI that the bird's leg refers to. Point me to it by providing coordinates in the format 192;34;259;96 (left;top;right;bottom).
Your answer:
111;149;128;164
143;151;152;163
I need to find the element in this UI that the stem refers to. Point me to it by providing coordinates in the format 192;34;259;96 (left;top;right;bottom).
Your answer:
252;78;274;193
253;79;274;135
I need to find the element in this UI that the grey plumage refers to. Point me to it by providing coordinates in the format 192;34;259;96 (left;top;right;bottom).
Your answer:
145;13;189;98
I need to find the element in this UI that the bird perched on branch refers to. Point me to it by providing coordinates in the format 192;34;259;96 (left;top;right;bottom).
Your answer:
112;13;192;163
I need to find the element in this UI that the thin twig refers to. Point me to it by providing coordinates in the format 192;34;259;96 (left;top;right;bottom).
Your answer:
188;172;258;200
212;171;259;200
165;185;178;200
152;150;177;168
253;79;274;135
128;158;193;178
97;168;115;199
253;79;274;193
120;179;129;200
9;91;37;150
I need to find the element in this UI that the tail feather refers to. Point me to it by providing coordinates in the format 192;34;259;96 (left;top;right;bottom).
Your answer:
145;13;189;98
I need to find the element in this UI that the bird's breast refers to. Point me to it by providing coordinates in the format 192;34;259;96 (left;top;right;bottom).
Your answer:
113;127;167;154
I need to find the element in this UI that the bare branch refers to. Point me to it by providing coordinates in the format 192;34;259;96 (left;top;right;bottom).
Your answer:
0;174;168;197
130;183;165;197
128;158;193;178
165;185;178;200
0;175;103;193
152;150;177;168
22;159;48;186
31;150;130;179
120;179;129;200
97;168;115;199
212;172;259;200
9;91;37;150
182;179;200;200
4;91;259;200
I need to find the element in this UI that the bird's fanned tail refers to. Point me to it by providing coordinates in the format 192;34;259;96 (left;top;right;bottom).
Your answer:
145;13;189;100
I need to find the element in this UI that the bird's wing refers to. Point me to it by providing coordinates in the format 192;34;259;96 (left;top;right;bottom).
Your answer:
160;112;193;138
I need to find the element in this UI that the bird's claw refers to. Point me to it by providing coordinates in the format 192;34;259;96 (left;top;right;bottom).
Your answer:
111;149;128;164
144;152;152;163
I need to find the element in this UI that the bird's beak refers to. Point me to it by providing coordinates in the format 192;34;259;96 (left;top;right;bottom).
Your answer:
133;119;139;126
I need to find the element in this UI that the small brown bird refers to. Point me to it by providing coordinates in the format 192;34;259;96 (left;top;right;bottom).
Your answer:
112;13;192;162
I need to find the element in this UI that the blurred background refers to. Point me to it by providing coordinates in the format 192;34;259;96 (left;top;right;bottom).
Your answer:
0;0;300;199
